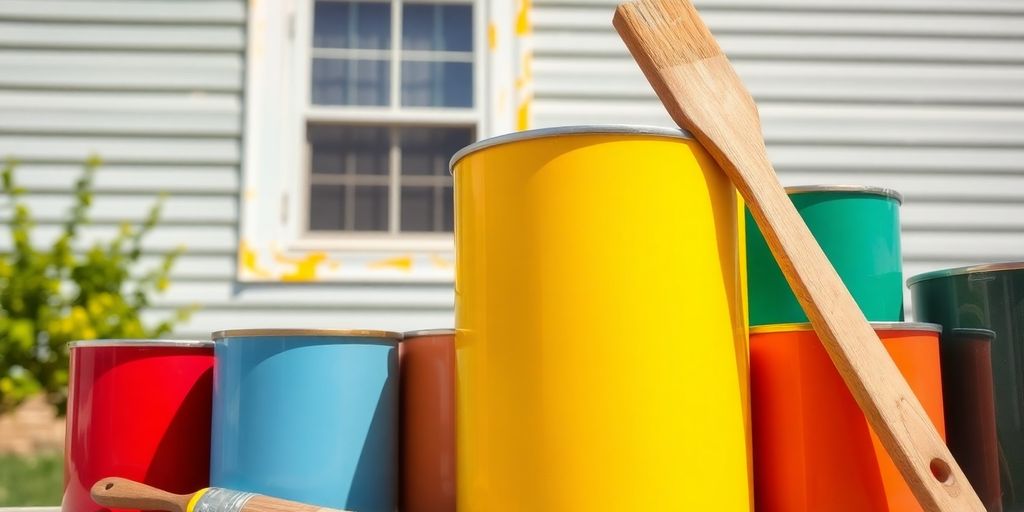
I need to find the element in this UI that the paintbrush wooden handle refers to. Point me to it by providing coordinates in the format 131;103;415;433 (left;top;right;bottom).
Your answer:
91;477;351;512
92;477;191;512
613;1;984;511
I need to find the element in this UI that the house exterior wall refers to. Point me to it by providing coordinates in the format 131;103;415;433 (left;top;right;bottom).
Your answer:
0;0;1022;336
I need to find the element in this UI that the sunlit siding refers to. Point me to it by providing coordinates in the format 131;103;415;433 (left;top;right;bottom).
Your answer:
0;0;455;336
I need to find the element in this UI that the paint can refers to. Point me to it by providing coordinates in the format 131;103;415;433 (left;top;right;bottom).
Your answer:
750;322;945;512
939;328;1002;512
63;340;214;512
451;126;750;511
210;329;400;512
400;329;456;512
745;185;904;326
909;262;1024;510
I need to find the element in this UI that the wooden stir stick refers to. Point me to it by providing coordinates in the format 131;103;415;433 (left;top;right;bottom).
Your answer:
91;477;351;512
612;2;983;511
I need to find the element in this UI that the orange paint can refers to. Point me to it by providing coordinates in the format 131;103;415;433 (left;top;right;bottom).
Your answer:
751;322;945;512
399;329;456;512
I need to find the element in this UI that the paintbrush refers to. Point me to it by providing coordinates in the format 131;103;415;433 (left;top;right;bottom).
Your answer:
91;477;351;512
612;2;983;511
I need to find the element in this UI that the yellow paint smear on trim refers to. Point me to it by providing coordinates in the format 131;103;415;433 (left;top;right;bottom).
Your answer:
239;240;272;279
515;0;532;35
368;255;414;272
488;23;498;50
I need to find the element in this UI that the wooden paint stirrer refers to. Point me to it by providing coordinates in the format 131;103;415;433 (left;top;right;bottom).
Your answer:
612;1;983;511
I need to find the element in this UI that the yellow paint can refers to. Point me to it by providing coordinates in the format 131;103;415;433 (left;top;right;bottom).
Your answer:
451;126;751;511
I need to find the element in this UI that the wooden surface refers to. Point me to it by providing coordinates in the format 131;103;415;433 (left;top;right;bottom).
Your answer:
613;1;985;511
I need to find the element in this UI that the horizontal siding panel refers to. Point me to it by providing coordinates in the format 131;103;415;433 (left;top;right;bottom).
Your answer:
0;50;242;91
0;89;241;136
0;22;244;51
155;282;455;309
0;0;244;24
535;60;1024;105
535;8;1024;38
545;0;1024;13
0;194;236;224
766;145;1024;173
902;231;1024;260
151;308;455;339
902;203;1024;231
534;101;1024;147
10;165;239;194
0;225;236;252
776;172;1024;202
138;254;235;280
534;33;1024;64
0;135;241;164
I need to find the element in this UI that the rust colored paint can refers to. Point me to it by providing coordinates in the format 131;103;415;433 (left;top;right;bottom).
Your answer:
63;340;214;512
751;323;945;512
940;328;1002;512
400;329;456;512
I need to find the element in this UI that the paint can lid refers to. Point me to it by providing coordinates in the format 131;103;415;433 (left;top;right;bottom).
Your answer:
69;339;213;349
907;261;1024;286
211;328;402;341
749;322;942;335
449;125;695;171
784;185;903;204
948;328;997;342
402;329;455;339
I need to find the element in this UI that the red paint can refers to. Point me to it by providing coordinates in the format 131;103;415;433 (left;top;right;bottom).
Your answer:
63;340;214;512
400;329;456;512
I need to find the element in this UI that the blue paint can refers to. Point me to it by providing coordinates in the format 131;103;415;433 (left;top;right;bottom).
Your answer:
210;329;401;512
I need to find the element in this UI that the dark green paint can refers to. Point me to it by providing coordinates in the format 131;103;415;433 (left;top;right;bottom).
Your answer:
909;262;1024;511
746;185;904;326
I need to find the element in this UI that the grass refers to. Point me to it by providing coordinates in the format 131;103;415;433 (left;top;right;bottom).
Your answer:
0;453;63;506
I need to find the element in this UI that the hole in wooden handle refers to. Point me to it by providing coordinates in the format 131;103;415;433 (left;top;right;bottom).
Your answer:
930;458;953;484
104;483;114;490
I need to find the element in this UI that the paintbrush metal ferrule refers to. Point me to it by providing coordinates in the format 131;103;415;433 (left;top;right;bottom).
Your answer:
188;488;258;512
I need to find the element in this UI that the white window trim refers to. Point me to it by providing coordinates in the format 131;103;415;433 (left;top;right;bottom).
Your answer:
240;0;527;283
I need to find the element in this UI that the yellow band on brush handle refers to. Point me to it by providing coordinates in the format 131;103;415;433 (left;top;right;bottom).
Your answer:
187;488;211;512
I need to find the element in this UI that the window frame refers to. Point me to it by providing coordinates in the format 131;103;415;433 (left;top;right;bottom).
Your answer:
288;0;485;251
239;0;528;283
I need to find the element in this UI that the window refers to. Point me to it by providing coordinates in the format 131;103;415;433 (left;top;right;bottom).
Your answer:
302;0;477;238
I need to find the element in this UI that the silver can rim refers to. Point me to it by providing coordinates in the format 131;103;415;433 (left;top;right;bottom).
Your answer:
69;339;213;349
402;328;455;339
449;124;695;172
907;261;1024;286
750;322;942;335
211;328;403;340
785;185;903;205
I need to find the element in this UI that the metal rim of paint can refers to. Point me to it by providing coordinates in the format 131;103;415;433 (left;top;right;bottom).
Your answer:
211;328;403;340
906;261;1024;287
449;124;695;171
748;322;942;335
784;184;903;205
68;339;213;349
402;329;456;340
948;328;997;341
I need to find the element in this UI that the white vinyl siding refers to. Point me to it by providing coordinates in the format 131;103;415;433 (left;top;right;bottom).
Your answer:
0;0;455;336
532;0;1024;313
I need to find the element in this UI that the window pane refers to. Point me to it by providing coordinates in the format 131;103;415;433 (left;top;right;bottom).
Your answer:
312;58;390;106
314;1;391;49
309;184;346;231
354;186;389;231
400;127;473;175
401;61;472;107
402;4;473;52
401;186;435;231
308;125;389;175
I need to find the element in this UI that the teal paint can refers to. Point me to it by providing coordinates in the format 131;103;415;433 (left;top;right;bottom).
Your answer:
746;185;904;326
909;262;1024;511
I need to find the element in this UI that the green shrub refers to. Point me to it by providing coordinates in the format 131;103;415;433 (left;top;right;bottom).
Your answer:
0;157;194;414
0;453;62;506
